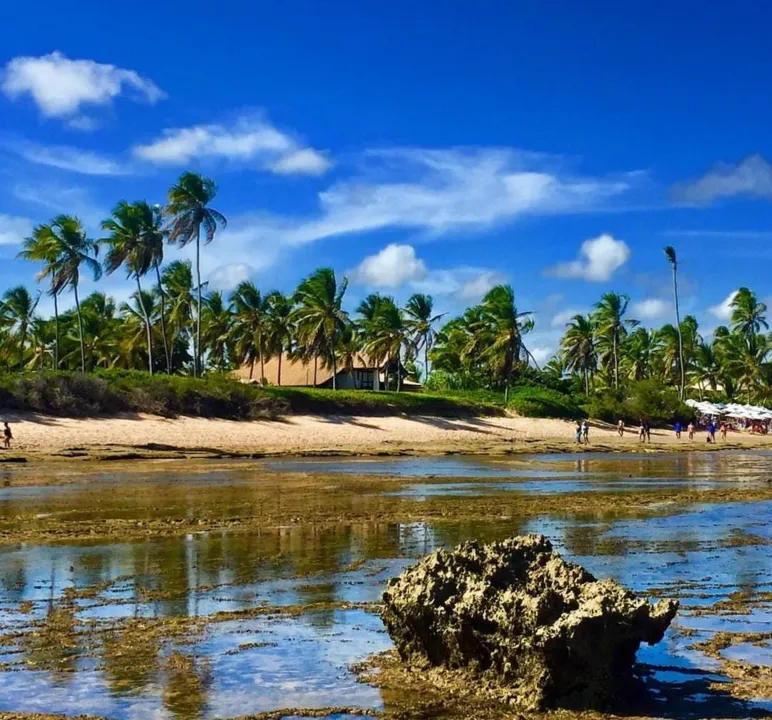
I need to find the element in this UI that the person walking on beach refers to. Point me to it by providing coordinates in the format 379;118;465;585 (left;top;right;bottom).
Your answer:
707;421;716;443
638;420;646;442
720;422;728;441
2;422;11;449
617;419;625;437
575;421;583;444
582;420;590;444
674;421;682;440
687;421;695;440
645;422;652;443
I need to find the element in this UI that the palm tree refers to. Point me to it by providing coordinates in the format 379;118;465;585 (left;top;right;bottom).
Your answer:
358;295;406;390
731;288;768;343
404;293;444;381
101;201;161;374
201;291;232;371
166;172;227;377
230;281;269;381
264;292;294;386
477;285;535;396
17;223;66;369
27;317;56;370
45;216;101;373
560;314;596;394
118;290;158;369
692;341;720;399
664;246;685;399
0;286;40;370
593;292;637;390
62;292;118;370
721;332;771;403
624;327;657;382
161;260;195;371
293;268;349;390
334;324;364;386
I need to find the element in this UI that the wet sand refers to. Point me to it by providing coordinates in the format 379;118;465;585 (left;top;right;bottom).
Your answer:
2;412;771;462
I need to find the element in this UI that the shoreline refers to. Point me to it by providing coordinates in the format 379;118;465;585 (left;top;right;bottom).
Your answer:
1;411;772;463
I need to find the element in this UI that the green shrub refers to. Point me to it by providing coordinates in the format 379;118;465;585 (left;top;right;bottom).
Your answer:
584;380;693;427
0;370;502;420
506;385;585;420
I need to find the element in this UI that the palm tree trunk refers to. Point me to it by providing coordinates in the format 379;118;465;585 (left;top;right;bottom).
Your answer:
672;267;685;399
53;292;60;370
19;327;26;372
155;263;171;374
259;332;265;383
613;331;619;390
584;367;589;395
195;229;202;378
249;357;255;380
331;328;337;390
424;336;429;384
136;276;154;375
278;349;282;386
313;355;318;386
396;348;401;392
74;283;86;373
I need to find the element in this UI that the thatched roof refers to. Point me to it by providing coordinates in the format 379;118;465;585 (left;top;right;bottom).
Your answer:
230;353;379;386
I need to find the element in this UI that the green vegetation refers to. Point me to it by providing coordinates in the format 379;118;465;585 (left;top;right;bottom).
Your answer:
0;370;501;419
2;170;770;426
505;386;584;420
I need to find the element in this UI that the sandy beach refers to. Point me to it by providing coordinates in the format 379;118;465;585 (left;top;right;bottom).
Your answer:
3;411;772;460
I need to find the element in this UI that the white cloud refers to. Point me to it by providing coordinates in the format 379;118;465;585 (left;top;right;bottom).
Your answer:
709;290;739;321
66;115;100;131
207;263;254;292
13;182;107;230
347;242;504;302
546;233;630;282
0;214;33;245
245;148;633;248
12;141;130;176
1;51;164;120
271;148;331;176
413;267;506;301
671;155;772;205
530;346;555;365
132;115;330;175
550;308;586;328
632;298;671;319
349;243;427;288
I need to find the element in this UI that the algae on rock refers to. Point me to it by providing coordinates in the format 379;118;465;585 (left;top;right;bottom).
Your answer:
381;534;678;710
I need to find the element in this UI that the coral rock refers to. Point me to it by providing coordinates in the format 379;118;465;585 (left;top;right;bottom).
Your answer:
381;534;678;710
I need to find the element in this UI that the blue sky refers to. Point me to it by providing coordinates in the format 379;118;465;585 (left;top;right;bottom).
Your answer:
2;0;772;362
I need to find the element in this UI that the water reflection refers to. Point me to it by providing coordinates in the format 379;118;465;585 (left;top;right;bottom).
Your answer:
0;455;772;717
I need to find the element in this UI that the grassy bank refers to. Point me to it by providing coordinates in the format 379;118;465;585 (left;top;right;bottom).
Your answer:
435;386;585;420
0;370;503;420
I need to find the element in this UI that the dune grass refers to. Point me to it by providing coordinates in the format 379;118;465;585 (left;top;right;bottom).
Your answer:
0;370;503;420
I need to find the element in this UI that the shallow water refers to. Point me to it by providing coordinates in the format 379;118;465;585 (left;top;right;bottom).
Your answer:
0;453;772;718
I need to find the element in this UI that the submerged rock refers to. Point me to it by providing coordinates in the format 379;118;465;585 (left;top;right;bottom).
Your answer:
381;534;678;710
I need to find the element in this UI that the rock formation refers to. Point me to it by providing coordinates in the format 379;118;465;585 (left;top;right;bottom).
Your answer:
381;534;678;710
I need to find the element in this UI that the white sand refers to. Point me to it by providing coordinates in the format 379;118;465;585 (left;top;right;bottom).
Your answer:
3;412;770;456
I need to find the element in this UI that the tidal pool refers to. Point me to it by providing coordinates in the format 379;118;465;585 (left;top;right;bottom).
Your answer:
0;453;771;718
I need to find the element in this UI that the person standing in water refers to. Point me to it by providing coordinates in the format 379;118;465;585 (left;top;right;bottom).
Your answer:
2;422;11;449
